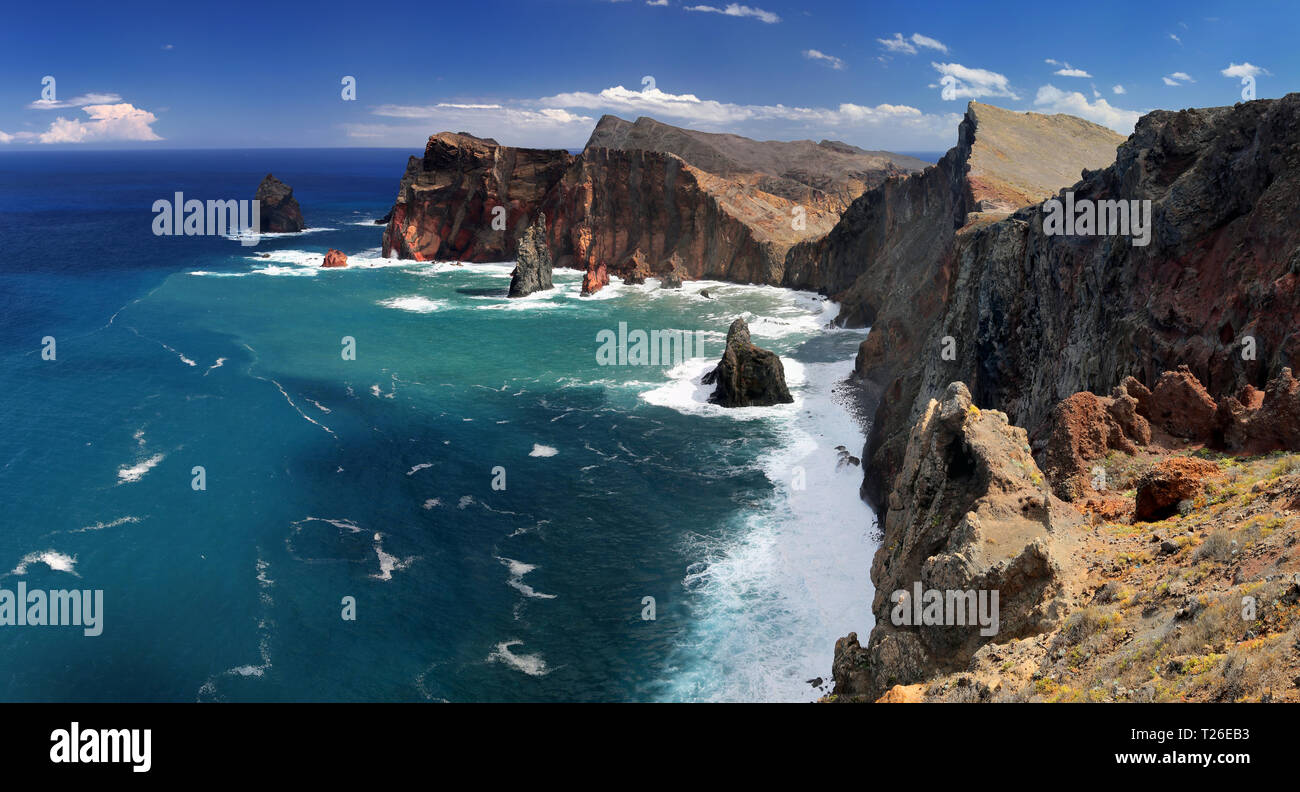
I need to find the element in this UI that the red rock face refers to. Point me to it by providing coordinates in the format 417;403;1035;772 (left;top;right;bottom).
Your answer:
321;249;348;268
378;118;889;285
1217;367;1300;453
1035;386;1151;500
540;148;811;286
580;261;608;296
1147;366;1219;439
1135;457;1219;521
380;133;573;262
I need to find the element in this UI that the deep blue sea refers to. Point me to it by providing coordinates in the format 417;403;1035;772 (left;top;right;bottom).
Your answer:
0;148;876;702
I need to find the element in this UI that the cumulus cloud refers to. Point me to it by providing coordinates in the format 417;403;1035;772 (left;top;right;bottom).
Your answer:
1112;84;1126;94
1221;62;1270;79
1053;65;1092;78
1034;84;1140;134
647;0;669;4
1162;72;1193;86
684;4;779;23
37;103;163;143
932;63;1019;100
1;103;163;144
803;49;845;70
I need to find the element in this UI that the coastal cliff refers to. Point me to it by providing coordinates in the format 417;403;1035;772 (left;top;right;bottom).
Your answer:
379;115;929;290
832;94;1300;703
861;94;1300;508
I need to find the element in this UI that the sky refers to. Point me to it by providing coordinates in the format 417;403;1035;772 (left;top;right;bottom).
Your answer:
0;0;1293;152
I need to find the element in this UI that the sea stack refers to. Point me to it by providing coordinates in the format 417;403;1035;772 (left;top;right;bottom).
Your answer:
255;173;305;233
508;214;553;297
321;249;348;268
701;318;793;407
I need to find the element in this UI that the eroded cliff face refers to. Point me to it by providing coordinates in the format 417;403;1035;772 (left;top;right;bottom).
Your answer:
865;94;1300;507
379;115;928;289
380;132;573;261
782;102;1125;329
540;147;834;286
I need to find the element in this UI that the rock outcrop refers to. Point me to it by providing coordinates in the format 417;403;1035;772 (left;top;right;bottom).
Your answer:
700;318;793;407
1134;457;1219;522
1034;384;1150;501
507;214;553;297
255;174;304;233
830;383;1083;701
321;249;348;268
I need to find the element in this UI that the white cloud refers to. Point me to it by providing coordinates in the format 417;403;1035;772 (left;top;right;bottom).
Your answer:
803;49;845;70
1221;62;1270;79
684;4;779;23
1112;84;1126;94
1044;58;1060;65
1163;72;1193;86
1034;84;1140;134
1054;67;1092;78
162;44;174;50
878;32;947;55
1169;33;1182;44
910;33;948;53
27;92;123;110
365;83;962;150
877;33;915;54
647;0;669;5
932;62;1019;100
23;103;163;144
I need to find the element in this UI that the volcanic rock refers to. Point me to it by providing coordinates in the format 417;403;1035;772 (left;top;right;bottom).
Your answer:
255;174;304;233
830;382;1082;701
1134;457;1220;522
1035;384;1151;500
321;249;348;268
700;318;793;407
381;132;573;261
856;94;1300;509
580;260;609;296
508;214;553;297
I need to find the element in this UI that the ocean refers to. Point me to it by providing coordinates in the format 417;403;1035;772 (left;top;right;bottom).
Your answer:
0;148;876;702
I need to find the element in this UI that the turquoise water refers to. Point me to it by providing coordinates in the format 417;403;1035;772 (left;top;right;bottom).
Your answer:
0;150;876;701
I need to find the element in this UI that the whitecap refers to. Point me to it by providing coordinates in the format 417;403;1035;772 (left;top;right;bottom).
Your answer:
117;453;165;484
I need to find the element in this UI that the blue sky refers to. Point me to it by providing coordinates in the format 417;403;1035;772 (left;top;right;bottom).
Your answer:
0;0;1292;151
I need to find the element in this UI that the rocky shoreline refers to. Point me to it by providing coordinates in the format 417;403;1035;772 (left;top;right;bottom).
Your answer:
376;94;1300;703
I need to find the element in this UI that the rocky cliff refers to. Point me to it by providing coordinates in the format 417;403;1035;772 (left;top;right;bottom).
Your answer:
381;132;573;261
379;115;929;290
862;94;1300;508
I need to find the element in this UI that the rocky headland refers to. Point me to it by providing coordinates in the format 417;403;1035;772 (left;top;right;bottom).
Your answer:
380;115;930;293
377;95;1300;702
